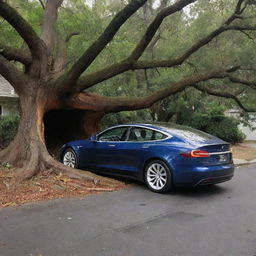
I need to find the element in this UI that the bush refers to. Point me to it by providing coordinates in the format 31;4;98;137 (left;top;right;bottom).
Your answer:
0;115;19;149
187;109;245;144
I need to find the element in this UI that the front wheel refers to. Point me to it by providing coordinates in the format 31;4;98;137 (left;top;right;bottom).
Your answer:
62;148;78;168
145;160;172;193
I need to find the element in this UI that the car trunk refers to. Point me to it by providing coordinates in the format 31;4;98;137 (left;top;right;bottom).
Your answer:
196;143;232;166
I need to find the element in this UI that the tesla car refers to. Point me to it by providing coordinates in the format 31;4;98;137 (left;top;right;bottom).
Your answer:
60;123;234;193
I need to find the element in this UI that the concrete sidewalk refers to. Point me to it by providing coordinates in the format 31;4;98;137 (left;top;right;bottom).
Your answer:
233;158;256;166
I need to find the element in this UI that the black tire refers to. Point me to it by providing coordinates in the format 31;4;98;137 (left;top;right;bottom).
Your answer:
62;148;78;168
144;160;172;193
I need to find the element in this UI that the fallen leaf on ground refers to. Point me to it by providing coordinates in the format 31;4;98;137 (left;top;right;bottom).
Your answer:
0;168;130;208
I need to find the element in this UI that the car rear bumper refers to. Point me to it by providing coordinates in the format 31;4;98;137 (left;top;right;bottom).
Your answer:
194;174;233;186
174;164;235;187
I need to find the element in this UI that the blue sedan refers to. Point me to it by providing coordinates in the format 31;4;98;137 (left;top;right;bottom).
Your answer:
60;123;234;193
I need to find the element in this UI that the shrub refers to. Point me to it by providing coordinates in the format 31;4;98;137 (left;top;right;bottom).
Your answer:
0;115;19;149
187;110;245;144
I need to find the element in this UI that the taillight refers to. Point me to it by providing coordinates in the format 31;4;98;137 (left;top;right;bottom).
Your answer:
180;150;210;158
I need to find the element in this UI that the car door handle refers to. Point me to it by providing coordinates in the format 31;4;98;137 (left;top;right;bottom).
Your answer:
108;144;116;147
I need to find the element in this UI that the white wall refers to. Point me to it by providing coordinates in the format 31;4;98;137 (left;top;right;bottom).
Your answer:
239;123;256;141
0;98;18;117
226;111;256;141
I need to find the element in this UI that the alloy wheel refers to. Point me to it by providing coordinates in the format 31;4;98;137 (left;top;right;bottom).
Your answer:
146;163;168;190
63;149;77;168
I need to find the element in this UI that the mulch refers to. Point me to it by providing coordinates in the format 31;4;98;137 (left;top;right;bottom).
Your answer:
0;168;130;208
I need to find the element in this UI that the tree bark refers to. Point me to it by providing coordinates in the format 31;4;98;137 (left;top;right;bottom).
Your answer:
0;84;109;184
0;86;49;178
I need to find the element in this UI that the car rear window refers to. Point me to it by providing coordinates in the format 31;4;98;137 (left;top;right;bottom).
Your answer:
147;123;214;143
154;131;167;140
166;127;214;143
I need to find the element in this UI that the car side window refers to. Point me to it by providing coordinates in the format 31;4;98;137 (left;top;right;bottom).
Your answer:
153;131;168;140
98;127;128;142
128;128;154;142
128;127;168;142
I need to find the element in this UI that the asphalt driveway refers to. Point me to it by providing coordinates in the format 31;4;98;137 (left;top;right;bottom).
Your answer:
0;165;256;256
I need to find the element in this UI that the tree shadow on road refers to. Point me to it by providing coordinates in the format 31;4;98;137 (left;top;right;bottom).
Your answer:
124;178;230;198
170;185;229;198
93;171;231;198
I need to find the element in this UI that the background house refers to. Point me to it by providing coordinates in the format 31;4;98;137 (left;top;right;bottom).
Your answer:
226;109;256;141
0;75;18;116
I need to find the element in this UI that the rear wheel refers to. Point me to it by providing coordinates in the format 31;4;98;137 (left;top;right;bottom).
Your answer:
145;160;172;193
62;148;78;168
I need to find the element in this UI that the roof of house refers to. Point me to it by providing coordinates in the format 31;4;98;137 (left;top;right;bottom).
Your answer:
0;75;18;98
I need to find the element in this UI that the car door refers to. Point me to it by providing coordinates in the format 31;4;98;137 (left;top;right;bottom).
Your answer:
114;127;170;177
85;126;129;171
114;127;155;174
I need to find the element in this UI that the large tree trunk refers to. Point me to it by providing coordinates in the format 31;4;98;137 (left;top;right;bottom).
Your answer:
0;86;49;178
0;85;110;184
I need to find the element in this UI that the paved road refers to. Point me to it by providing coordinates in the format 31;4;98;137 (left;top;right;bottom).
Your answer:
0;165;256;256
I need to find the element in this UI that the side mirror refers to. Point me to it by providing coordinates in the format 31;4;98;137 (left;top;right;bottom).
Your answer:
90;135;97;143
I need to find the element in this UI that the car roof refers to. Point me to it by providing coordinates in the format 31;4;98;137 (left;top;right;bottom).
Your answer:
112;123;171;133
115;122;225;145
118;122;200;134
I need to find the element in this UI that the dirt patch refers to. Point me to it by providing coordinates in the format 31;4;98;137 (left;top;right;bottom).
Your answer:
232;144;256;161
0;168;130;208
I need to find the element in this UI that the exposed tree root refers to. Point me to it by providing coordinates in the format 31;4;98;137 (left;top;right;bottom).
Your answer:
41;154;120;188
0;142;18;166
0;144;119;188
0;116;118;188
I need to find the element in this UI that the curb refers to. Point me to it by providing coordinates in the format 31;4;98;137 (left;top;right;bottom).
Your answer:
234;159;256;167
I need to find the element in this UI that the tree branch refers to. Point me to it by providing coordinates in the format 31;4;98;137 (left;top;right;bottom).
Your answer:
66;67;237;112
134;25;256;69
129;0;196;60
62;0;147;89
0;44;32;65
65;32;80;43
54;33;80;73
236;0;245;11
147;32;161;52
157;0;169;11
38;0;45;10
0;1;47;65
228;74;256;89
235;0;247;14
76;60;133;91
41;0;64;52
240;30;256;42
193;84;256;112
76;0;253;91
0;56;28;95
